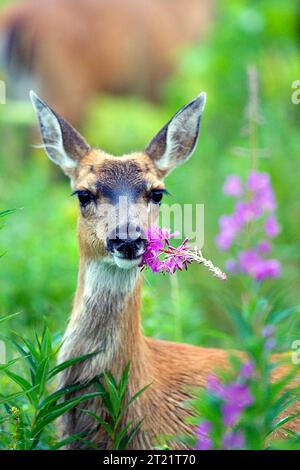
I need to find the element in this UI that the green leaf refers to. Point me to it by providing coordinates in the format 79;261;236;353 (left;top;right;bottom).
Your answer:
95;380;115;420
31;392;103;440
0;209;16;219
39;325;52;357
126;383;151;410
104;372;122;418
8;337;37;372
35;357;50;396
49;433;86;450
118;362;131;398
48;350;101;380
21;337;41;363
0;386;39;405
80;409;113;437
38;380;101;414
118;419;144;450
226;308;252;339
4;370;36;405
271;412;300;433
0;356;25;372
0;311;22;325
267;307;298;325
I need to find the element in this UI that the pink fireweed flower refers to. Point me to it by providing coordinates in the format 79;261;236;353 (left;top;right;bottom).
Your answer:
264;215;280;238
257;240;272;254
194;421;212;450
262;325;276;350
223;175;243;196
141;225;227;280
238;250;281;281
195;363;254;450
216;170;281;281
222;430;245;450
206;375;226;396
206;369;254;427
222;383;254;426
240;361;255;380
247;170;270;193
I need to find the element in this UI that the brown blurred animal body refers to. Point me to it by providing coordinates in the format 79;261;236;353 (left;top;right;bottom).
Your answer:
30;90;300;449
1;0;214;126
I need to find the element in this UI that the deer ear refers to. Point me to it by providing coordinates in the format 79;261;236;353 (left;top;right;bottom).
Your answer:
145;92;206;176
30;91;90;177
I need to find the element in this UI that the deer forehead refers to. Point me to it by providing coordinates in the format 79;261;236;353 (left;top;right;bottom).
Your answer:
73;150;164;194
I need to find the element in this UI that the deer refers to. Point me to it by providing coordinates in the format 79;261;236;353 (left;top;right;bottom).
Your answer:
1;0;214;126
30;90;300;449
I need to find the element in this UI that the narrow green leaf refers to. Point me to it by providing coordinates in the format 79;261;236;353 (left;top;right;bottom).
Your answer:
0;356;25;372
50;433;86;450
48;350;101;379
0;209;16;218
31;392;103;439
118;362;131;398
104;372;122;418
0;311;22;325
4;370;36;405
0;386;38;405
126;383;151;410
38;380;102;414
119;419;144;450
272;412;300;433
80;409;113;437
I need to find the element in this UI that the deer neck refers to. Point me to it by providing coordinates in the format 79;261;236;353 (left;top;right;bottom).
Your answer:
60;257;148;384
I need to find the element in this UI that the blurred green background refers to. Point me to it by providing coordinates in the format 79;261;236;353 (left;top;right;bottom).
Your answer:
0;0;300;350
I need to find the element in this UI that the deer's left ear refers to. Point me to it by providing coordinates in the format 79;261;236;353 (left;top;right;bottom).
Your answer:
145;92;206;176
30;91;90;177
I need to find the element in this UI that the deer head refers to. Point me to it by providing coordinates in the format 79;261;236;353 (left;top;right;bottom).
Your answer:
30;91;206;270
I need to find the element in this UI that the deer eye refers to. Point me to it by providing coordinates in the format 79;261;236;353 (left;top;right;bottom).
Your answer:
149;189;164;205
74;190;95;208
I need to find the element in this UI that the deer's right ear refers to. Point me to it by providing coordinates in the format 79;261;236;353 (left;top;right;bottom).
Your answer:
30;91;90;177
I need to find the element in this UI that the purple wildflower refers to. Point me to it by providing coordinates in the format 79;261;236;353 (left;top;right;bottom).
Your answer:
223;430;245;450
196;363;254;450
216;214;242;251
216;170;281;281
265;338;276;350
222;383;254;426
142;225;227;279
238;250;281;281
264;215;280;237
223;175;243;196
262;325;275;338
225;258;238;273
141;226;183;273
262;325;276;350
234;200;262;223
206;375;225;397
195;421;212;450
257;240;271;254
247;170;270;193
240;361;255;380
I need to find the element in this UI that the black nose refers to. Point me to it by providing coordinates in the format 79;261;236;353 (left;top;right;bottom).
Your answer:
107;226;146;260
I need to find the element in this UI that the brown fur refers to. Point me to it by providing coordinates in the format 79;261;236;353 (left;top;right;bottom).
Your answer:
0;0;214;126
